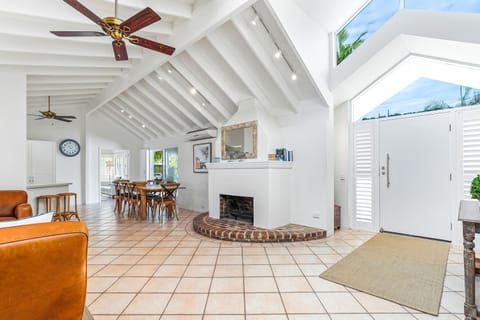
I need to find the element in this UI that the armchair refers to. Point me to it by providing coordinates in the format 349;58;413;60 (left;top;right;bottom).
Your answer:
0;222;89;319
0;190;33;221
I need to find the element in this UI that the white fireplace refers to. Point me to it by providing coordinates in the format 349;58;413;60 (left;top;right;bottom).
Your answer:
207;161;292;229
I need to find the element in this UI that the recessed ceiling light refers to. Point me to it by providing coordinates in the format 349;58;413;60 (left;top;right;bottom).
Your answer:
141;124;146;128
167;69;173;74
274;50;282;59
128;115;132;119
291;73;297;81
202;102;206;106
251;17;258;26
158;76;163;80
190;87;197;95
120;109;124;113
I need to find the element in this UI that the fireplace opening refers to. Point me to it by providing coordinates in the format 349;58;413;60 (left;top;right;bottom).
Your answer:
219;194;254;224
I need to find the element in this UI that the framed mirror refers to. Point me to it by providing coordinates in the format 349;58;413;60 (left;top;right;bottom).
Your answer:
221;121;257;160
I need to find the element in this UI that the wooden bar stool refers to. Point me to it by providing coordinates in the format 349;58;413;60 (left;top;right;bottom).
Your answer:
57;192;80;221
36;195;62;221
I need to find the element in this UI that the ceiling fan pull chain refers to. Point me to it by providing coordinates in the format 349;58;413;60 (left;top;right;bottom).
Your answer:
115;0;118;18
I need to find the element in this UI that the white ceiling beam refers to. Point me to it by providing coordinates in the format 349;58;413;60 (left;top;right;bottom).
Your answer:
28;75;114;84
101;0;192;19
170;58;233;120
87;0;258;114
186;44;245;105
109;100;160;138
231;16;299;112
0;1;171;36
27;89;102;97
98;106;149;141
206;32;273;113
28;101;89;109
115;95;167;137
157;69;220;128
0;34;144;59
123;89;182;135
142;76;204;128
134;81;193;130
0;52;132;69
0;12;166;41
0;66;123;76
28;83;109;91
28;95;96;103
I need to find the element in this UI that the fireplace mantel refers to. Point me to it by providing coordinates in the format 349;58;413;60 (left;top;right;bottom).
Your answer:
207;161;293;170
207;161;292;229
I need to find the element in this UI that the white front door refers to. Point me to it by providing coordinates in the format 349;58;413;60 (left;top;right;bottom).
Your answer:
379;112;452;241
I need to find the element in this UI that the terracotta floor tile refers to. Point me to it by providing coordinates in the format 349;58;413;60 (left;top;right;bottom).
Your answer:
88;293;135;315
175;277;211;293
123;293;171;314
154;265;187;277
352;292;407;313
163;255;192;265
214;265;243;277
210;277;243;293
164;293;208;314
244;277;278;293
124;265;159;277
244;265;273;277
107;277;149;293
275;277;312;292
281;292;326;314
96;265;132;277
142;277;180;293
184;265;215;277
317;292;365;313
205;293;244;314
245;293;285;314
271;265;303;277
87;277;118;293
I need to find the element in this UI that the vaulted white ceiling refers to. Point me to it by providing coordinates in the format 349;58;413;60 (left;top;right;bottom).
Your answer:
3;0;322;141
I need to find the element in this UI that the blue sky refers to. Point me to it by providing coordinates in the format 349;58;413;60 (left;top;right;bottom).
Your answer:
362;78;480;119
342;0;480;46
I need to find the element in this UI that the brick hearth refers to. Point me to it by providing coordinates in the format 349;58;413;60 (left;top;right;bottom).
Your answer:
193;213;327;242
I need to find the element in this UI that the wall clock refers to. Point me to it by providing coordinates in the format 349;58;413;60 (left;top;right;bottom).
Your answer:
59;139;80;157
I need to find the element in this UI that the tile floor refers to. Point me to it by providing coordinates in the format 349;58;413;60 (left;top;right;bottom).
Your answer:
81;201;465;319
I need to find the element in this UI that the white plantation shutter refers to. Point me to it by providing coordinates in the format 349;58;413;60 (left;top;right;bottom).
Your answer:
463;111;480;199
354;124;375;225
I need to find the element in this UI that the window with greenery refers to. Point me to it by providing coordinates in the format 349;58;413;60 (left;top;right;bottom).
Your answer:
149;148;179;182
336;0;399;64
152;150;163;180
361;78;480;120
405;0;480;13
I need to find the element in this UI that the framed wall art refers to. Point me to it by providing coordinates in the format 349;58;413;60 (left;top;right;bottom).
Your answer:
193;143;212;173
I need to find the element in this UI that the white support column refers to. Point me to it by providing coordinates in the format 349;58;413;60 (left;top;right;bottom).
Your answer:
0;72;27;189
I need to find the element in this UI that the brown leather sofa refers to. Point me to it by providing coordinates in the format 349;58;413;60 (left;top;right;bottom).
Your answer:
0;190;33;221
0;222;89;319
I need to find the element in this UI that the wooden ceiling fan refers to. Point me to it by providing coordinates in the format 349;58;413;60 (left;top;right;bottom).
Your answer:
50;0;176;61
28;97;77;122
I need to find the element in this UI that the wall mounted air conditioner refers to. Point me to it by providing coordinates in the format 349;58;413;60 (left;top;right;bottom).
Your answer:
186;128;217;141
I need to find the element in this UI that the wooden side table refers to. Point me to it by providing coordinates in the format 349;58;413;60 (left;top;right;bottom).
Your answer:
458;199;480;320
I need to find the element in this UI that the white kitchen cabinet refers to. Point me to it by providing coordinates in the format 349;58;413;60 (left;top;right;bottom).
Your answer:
27;140;56;185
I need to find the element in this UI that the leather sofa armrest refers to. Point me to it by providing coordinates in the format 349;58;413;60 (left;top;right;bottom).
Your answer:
14;203;33;219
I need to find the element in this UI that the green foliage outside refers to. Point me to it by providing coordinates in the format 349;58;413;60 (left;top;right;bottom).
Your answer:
336;29;367;65
472;175;480;200
423;100;451;112
153;150;163;164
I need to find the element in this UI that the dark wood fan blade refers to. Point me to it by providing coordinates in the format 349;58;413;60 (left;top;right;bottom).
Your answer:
54;117;73;122
28;114;40;116
34;117;47;120
64;0;103;25
120;7;161;34
50;31;107;37
56;115;77;119
128;36;175;56
112;40;128;61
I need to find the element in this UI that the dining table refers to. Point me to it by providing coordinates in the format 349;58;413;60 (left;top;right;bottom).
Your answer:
137;183;185;220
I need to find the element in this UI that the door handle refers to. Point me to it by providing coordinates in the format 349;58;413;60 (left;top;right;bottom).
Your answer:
386;153;391;188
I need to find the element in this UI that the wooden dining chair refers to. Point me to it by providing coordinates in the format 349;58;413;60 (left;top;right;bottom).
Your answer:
155;182;180;222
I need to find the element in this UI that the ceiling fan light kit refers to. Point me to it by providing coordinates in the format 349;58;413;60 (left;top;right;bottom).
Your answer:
50;0;176;61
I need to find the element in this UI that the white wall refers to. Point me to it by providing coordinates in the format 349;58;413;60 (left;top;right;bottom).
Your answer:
147;136;216;213
85;112;143;204
0;72;27;190
334;102;350;228
278;101;333;234
27;107;85;201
